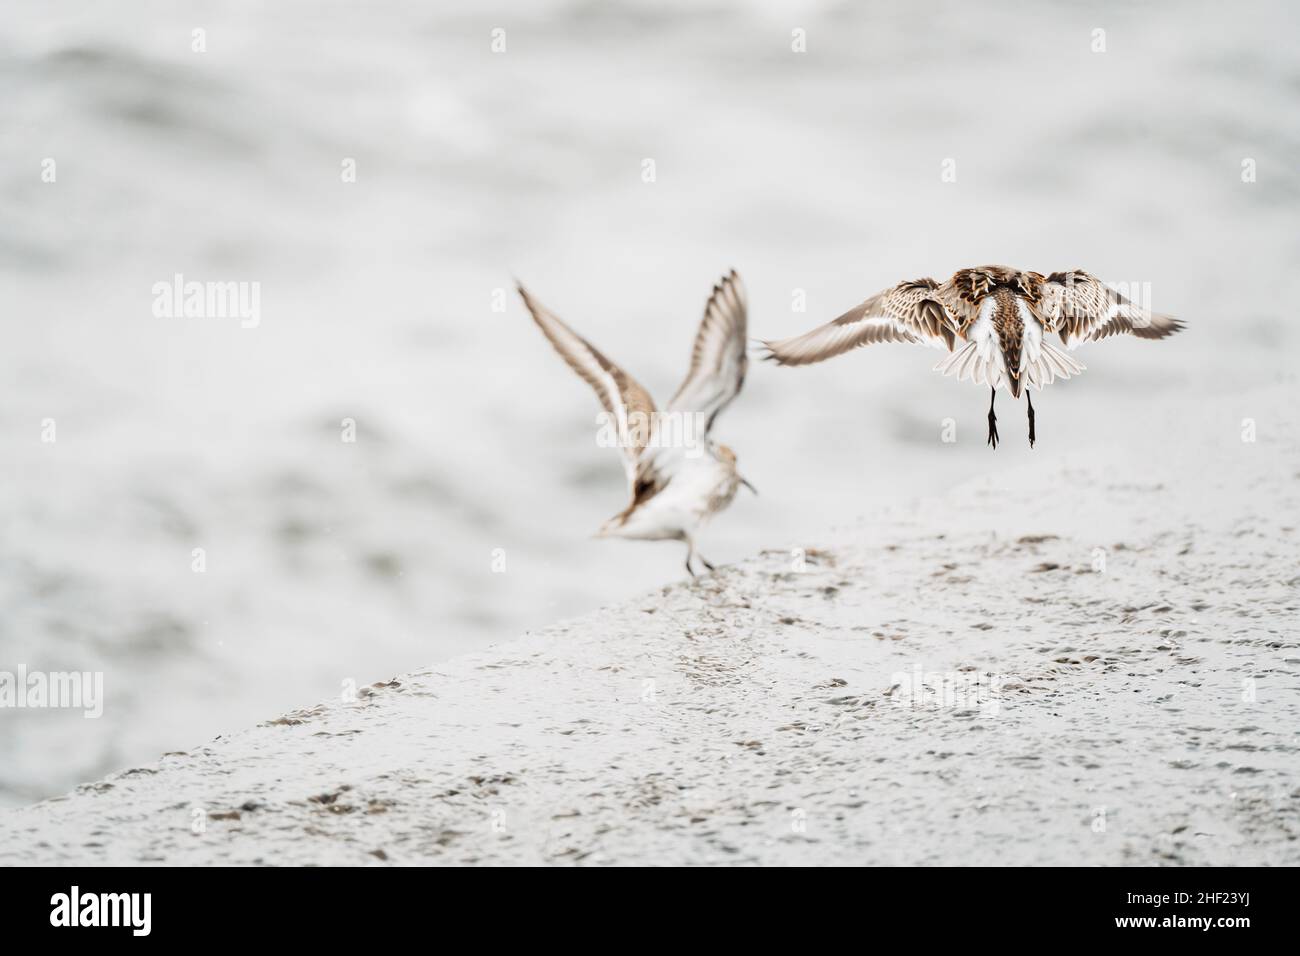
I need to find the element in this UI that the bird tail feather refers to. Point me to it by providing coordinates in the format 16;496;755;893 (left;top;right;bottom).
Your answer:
934;340;1085;392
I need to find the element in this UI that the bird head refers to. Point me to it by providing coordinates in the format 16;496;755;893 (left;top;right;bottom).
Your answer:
716;444;758;495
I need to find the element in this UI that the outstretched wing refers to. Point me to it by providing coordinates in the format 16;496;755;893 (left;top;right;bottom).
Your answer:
760;278;958;366
1038;271;1184;347
666;270;748;434
517;283;657;485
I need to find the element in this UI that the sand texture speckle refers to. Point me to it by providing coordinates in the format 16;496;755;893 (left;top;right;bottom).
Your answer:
3;395;1296;866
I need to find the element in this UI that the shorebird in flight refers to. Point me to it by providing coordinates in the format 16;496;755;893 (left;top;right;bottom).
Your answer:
517;270;754;576
762;266;1183;448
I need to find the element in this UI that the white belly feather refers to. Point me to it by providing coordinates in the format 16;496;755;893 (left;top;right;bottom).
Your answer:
604;453;738;541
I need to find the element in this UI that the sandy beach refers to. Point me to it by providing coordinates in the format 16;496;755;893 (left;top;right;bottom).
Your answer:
3;379;1294;865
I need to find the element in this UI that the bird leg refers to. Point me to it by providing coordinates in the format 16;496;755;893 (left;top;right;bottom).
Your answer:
684;534;714;576
986;387;999;449
1027;391;1036;448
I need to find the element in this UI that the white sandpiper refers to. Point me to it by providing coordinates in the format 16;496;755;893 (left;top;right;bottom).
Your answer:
517;270;754;575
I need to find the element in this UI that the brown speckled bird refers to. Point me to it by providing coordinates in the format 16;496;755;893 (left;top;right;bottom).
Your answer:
761;266;1184;448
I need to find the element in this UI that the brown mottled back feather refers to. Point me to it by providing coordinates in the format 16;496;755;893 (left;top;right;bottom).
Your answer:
992;287;1024;398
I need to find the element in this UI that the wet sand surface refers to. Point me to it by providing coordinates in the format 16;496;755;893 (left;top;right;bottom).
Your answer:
3;385;1295;865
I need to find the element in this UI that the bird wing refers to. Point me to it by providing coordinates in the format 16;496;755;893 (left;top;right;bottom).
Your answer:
517;282;658;486
1038;271;1184;347
760;278;958;366
666;270;748;435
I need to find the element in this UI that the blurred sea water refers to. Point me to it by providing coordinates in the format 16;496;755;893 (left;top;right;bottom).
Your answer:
2;0;1298;804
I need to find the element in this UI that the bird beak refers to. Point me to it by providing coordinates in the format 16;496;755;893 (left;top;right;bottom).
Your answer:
740;476;758;495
